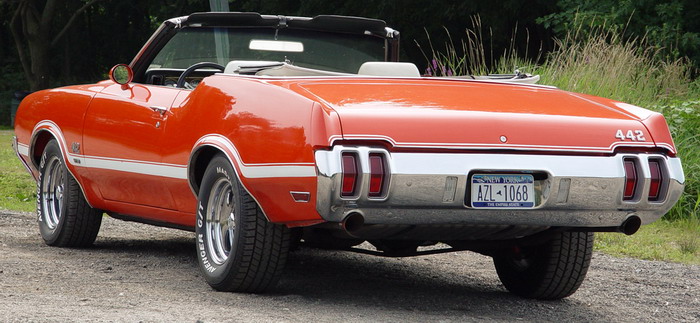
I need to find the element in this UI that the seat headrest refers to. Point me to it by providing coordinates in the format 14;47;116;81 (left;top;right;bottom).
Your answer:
357;62;420;77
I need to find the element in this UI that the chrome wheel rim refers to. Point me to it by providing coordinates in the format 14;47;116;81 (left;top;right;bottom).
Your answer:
206;177;236;265
41;156;65;230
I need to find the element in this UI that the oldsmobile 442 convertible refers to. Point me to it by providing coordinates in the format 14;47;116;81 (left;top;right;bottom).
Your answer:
13;12;684;300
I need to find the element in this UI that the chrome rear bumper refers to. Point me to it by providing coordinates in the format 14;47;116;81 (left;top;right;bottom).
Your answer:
315;146;684;228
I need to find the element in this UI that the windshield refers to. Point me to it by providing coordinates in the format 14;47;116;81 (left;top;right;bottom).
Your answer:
149;27;387;74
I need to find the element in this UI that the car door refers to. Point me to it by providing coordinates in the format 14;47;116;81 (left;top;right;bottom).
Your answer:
81;83;183;210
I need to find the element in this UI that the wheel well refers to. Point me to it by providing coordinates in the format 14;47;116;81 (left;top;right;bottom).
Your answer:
31;130;55;168
189;146;222;195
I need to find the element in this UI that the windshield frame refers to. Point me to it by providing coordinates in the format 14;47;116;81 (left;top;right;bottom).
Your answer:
130;12;400;83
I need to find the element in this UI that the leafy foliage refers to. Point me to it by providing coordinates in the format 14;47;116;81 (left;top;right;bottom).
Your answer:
657;100;700;221
537;0;700;71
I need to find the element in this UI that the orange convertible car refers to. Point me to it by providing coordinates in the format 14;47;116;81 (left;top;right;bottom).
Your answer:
13;12;684;299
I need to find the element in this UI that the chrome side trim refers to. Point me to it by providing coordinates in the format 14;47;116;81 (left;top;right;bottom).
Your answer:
315;146;685;228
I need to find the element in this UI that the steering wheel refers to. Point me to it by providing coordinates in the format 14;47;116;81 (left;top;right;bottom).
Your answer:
176;62;225;88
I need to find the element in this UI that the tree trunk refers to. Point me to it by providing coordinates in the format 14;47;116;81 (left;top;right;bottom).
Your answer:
27;35;51;91
10;0;102;92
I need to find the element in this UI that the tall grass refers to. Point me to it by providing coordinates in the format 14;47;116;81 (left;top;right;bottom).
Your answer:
537;26;692;107
416;16;539;77
421;19;699;221
658;100;700;221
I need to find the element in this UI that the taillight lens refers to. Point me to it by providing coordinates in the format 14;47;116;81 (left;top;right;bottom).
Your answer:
341;153;358;196
368;154;386;197
623;160;637;200
648;160;663;201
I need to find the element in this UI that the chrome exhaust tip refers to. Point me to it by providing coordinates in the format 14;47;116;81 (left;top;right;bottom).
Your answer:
341;212;365;233
619;216;642;236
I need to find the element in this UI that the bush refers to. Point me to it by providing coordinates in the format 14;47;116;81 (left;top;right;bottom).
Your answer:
657;100;700;221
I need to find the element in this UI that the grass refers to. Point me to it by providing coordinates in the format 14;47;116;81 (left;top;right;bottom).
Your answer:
657;100;700;221
534;28;692;106
0;130;36;212
595;219;700;265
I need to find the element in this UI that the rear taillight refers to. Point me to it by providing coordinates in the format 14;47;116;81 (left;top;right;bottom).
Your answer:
368;154;386;197
623;159;637;200
341;153;358;196
648;160;663;201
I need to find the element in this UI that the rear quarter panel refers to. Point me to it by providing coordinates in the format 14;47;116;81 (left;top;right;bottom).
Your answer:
162;75;329;225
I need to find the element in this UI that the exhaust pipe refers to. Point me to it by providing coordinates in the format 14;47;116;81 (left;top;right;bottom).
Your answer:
571;215;642;235
341;212;365;234
618;215;641;235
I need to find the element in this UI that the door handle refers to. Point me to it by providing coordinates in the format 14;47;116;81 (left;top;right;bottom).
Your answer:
149;106;167;116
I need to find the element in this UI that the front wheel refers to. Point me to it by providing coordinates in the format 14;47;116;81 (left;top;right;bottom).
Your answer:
37;140;102;247
196;155;290;292
493;232;594;300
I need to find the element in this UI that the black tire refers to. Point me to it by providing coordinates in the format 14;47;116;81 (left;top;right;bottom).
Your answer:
196;155;290;292
493;232;594;300
37;140;102;247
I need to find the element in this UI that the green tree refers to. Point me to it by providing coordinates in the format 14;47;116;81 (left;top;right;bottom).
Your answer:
537;0;700;68
9;0;104;91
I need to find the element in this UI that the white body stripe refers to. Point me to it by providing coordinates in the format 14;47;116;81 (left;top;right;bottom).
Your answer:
16;143;29;156
241;164;316;178
74;155;188;179
192;134;317;179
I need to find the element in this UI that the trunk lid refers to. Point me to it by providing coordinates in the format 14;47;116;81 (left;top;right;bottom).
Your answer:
295;79;655;153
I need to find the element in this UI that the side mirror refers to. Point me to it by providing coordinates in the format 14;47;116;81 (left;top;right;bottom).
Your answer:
109;64;133;85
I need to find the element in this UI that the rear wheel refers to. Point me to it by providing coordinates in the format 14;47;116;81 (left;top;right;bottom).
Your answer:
196;155;290;292
38;140;102;247
493;232;593;300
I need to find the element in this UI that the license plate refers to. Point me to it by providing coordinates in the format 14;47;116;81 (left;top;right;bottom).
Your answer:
471;174;535;208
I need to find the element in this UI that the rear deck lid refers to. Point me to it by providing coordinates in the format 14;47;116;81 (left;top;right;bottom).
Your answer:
297;79;656;153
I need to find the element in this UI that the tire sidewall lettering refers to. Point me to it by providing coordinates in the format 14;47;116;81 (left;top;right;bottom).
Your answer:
36;165;43;222
196;200;222;275
216;166;230;180
37;150;47;222
37;141;66;243
196;202;204;228
196;157;237;279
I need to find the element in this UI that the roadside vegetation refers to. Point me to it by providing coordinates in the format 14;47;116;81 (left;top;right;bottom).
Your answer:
422;19;700;264
0;128;35;212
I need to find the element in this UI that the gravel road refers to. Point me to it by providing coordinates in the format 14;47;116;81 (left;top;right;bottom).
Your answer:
0;210;698;322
